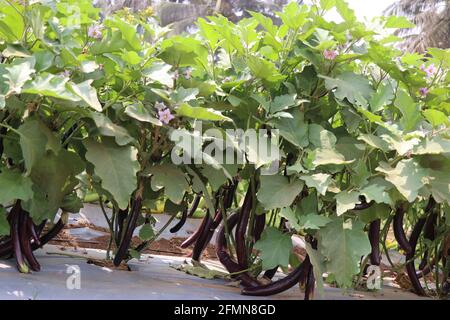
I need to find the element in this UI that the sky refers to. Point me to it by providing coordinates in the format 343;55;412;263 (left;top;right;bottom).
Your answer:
303;0;397;21
342;0;396;19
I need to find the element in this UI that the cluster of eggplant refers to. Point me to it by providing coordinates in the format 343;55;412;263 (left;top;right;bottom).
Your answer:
0;201;65;273
392;198;448;296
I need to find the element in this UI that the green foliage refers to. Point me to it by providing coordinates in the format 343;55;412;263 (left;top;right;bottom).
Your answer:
0;0;448;295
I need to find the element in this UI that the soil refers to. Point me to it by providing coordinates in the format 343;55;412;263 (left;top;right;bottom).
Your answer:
48;223;217;261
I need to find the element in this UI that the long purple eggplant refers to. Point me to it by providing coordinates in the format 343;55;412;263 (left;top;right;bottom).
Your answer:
113;195;143;266
406;218;426;296
369;219;381;265
393;205;412;255
242;255;310;296
235;184;253;269
216;214;260;287
170;208;188;234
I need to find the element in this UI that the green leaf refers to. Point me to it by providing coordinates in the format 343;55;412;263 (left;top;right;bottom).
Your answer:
247;56;285;84
370;82;394;112
305;242;325;296
176;103;231;122
318;218;371;288
84;138;139;210
148;164;189;204
321;72;373;107
270;94;298;113
312;148;354;166
0;207;9;236
427;170;450;205
278;2;308;30
257;175;304;210
24;149;84;221
358;134;390;152
90;112;134;146
360;179;393;205
17;118;60;174
299;213;331;230
413;137;450;155
0;170;33;204
280;207;301;231
308;124;336;149
68;80;102;111
394;90;423;132
124;103;162;126
22;74;80;101
3;58;35;95
269;109;309;148
139;224;155;241
254;227;293;270
300;173;332;196
171;87;199;103
385;16;415;29
142;62;173;88
376;159;428;202
336;190;360;216
423;109;450;128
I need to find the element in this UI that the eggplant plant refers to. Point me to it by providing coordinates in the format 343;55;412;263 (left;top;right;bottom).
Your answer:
0;0;449;299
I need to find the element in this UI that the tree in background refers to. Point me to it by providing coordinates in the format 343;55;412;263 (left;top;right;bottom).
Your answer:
94;0;303;33
385;0;450;52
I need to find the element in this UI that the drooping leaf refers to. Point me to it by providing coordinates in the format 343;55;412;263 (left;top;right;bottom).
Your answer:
0;170;33;204
318;218;371;288
335;190;360;216
300;173;332;196
257;175;303;210
84;138;139;210
269;109;309;148
17;117;60;174
321;72;373;107
148;164;189;204
376;159;428;202
254;227;293;270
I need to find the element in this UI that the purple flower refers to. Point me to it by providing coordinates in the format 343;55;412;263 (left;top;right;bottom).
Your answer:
158;108;175;125
420;63;437;78
419;87;429;97
62;70;71;77
323;49;338;61
88;24;103;40
183;68;193;80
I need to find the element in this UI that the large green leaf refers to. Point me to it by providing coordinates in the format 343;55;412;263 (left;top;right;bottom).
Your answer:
90;112;134;146
269;109;309;148
0;170;33;204
254;227;293;270
23;149;84;221
68;80;102;111
394;90;423;132
257;175;304;210
300;173;332;196
3;58;35;95
247;56;285;84
17;118;60;174
376;159;428;202
318;218;371;288
84;138;139;209
335;190;360;216
22;74;80;101
148;164;189;204
321;72;373;107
